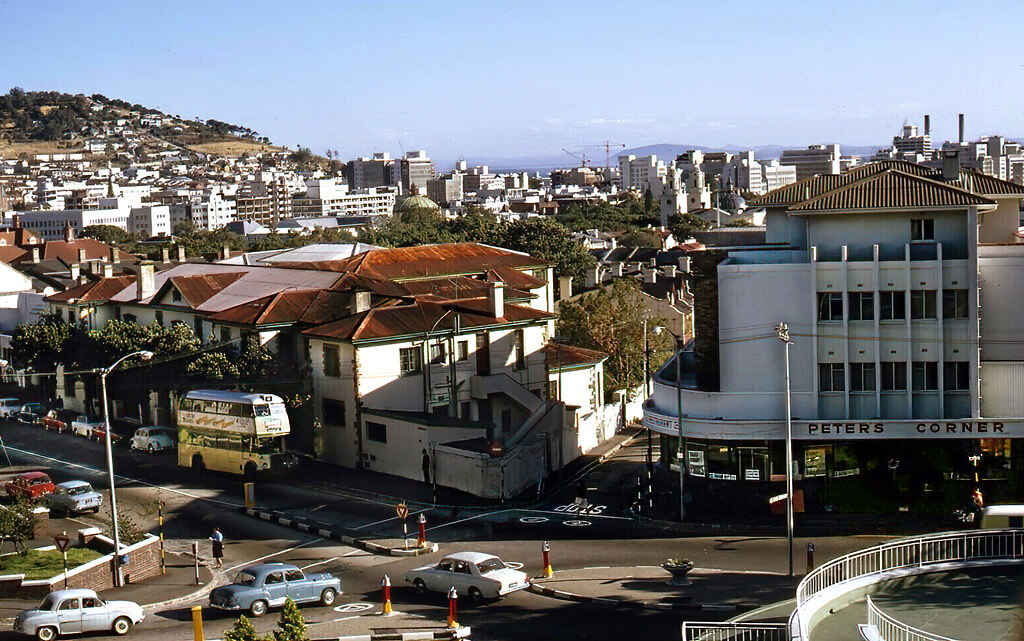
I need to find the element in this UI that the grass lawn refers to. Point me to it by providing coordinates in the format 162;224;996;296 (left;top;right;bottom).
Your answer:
0;548;103;580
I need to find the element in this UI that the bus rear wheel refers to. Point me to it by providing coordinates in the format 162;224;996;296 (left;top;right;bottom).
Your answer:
191;454;205;473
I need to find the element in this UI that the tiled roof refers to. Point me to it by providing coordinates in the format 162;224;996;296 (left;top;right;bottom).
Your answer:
0;246;29;263
788;170;994;212
12;238;136;265
45;276;136;303
303;297;553;342
950;170;1024;197
544;343;608;368
306;243;549;281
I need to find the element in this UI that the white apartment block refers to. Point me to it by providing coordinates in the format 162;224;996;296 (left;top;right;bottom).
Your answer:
292;179;397;217
170;193;238;231
779;144;842;181
722;151;798;194
618;154;667;192
21;204;171;240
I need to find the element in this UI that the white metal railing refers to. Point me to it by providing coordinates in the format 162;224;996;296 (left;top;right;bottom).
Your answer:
865;595;958;641
682;622;788;641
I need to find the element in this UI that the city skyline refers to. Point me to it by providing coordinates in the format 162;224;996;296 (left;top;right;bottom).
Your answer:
2;0;1023;162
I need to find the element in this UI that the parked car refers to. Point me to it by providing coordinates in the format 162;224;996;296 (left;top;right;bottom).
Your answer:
88;422;121;445
13;588;144;640
5;472;56;501
46;481;102;516
0;397;22;417
403;552;528;604
71;416;104;438
208;562;341;617
129;426;175;452
15;403;45;424
42;410;75;433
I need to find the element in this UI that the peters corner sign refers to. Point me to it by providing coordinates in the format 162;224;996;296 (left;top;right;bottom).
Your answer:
643;411;1024;440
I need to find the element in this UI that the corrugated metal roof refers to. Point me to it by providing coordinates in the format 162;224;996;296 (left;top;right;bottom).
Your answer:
169;272;246;307
46;276;136;303
788;170;995;212
544;343;608;368
305;243;548;281
208;290;322;326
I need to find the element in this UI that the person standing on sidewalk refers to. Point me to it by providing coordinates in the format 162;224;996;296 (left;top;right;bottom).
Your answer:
210;527;224;568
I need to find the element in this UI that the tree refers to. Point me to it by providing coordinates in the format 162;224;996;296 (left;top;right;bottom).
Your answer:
10;314;74;372
556;279;672;393
502;217;595;282
0;499;37;554
83;225;135;245
272;598;307;641
186;352;240;380
224;615;263;641
619;229;663;249
667;212;712;243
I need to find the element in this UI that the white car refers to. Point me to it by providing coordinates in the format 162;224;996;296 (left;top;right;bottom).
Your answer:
13;588;144;640
70;416;104;438
404;552;528;604
0;397;22;417
129;426;175;452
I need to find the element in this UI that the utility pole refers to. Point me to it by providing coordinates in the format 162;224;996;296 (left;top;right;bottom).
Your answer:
776;323;794;577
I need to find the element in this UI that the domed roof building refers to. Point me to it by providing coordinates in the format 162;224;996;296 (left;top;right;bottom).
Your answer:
718;192;747;213
393;187;441;225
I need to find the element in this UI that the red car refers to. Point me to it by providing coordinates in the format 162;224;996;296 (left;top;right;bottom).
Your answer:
41;410;73;433
5;472;56;500
89;423;121;445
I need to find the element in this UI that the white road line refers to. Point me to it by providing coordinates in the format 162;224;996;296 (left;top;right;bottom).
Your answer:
301;556;339;570
225;537;324;573
343;549;367;557
350;508;428;531
330;615;361;623
425;508;513;532
584;566;610;569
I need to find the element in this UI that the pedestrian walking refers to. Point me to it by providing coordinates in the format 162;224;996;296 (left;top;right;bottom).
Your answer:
421;449;431;486
210;527;224;568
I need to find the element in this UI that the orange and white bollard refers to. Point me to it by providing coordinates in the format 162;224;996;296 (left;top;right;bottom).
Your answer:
447;586;458;628
417;513;427;548
381;574;393;615
542;540;553;578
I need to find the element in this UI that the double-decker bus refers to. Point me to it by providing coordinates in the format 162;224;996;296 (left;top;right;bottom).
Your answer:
176;390;297;477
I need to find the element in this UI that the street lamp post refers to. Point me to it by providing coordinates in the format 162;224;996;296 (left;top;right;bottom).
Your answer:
99;349;154;587
642;318;653;475
654;325;685;522
775;323;794;577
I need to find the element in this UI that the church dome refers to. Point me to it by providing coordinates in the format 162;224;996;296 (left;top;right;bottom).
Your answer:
719;192;746;213
393;189;441;224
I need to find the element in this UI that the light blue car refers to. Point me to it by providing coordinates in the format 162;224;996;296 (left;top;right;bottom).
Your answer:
209;562;341;617
45;481;102;516
14;589;144;640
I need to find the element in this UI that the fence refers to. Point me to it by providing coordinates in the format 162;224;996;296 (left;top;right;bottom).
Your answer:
863;595;958;641
681;622;788;641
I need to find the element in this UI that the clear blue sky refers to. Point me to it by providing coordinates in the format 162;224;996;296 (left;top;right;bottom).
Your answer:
2;0;1022;163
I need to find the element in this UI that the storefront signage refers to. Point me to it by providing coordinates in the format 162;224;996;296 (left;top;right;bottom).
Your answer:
804;420;1013;439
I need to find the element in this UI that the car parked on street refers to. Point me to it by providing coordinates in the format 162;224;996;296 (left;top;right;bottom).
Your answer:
13;588;144;640
208;562;341;617
71;416;104;439
15;403;45;424
42;410;75;433
129;426;175;452
5;472;56;501
45;481;102;516
0;397;22;417
88;422;121;445
404;551;528;604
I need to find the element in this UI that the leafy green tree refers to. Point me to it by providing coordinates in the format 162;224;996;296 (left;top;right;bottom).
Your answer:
619;229;663;249
667;212;712;243
82;225;136;245
502;217;595;282
0;498;38;554
556;279;672;393
224;615;263;641
186;352;240;380
272;598;307;641
10;314;73;371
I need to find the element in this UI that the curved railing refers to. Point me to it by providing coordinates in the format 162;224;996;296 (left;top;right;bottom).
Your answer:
788;528;1024;639
864;595;958;641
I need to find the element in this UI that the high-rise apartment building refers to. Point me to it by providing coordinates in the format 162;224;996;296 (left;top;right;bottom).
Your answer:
618;154;667;191
399;151;435;194
345;153;396;189
779;144;842;180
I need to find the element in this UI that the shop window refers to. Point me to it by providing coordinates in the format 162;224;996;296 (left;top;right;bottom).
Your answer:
911;218;934;240
879;291;905;321
817;292;843;322
912;362;938;391
804;447;828;477
850;362;875;391
399;347;422;375
818;363;844;392
881;362;907;391
323;398;344;426
943;361;970;391
910;290;937;319
366;421;387;443
942;289;969;319
323;345;340;377
706;445;737;480
848;292;873;321
686;448;706;477
457;340;469;362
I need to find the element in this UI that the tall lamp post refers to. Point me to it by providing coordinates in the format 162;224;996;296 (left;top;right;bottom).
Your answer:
654;326;685;521
775;323;794;577
642;318;653;475
99;349;154;586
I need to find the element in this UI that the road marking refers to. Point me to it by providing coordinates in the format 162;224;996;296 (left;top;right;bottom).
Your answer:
333;603;374;613
351;508;428;531
225;537;324;573
506;561;524;570
301;556;339;570
562;519;591;527
424;508;514;532
584;566;610;569
330;615;362;622
342;549;367;557
518;516;549;524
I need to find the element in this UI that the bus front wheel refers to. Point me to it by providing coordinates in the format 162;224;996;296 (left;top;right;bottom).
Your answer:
191;454;205;473
243;462;258;480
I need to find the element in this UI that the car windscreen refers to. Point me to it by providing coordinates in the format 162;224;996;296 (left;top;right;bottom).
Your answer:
67;485;90;495
233;571;258;586
476;557;506;574
39;595;58;610
253;404;270;417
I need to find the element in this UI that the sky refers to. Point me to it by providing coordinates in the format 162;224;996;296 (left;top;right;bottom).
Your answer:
2;0;1023;165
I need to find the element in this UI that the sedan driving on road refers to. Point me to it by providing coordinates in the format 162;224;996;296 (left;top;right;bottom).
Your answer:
208;562;341;617
15;404;45;424
46;481;102;516
13;589;144;640
404;552;528;604
129;426;175;452
5;472;56;501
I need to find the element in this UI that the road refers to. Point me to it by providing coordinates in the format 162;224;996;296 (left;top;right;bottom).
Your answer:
0;421;887;640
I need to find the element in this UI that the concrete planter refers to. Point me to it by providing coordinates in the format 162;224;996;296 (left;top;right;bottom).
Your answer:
661;560;694;586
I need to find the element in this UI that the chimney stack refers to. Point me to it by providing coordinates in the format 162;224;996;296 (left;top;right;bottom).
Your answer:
77;248;87;263
102;263;113;278
959;113;965;144
220;245;231;261
176;245;185;262
30;246;40;263
63;223;75;243
69;263;80;281
943;150;961;181
11;214;20;229
924;114;931;136
110;247;120;264
160;246;170;263
137;261;155;300
487;279;505;318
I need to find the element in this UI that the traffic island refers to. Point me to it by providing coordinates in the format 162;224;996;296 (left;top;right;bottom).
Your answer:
528;566;791;614
241;507;439;556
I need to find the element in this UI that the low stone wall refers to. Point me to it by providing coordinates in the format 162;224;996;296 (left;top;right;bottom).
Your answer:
0;529;161;598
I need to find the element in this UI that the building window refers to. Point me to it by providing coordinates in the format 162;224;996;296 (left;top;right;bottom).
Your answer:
912;362;938;391
911;218;934;241
366;421;387;443
881;362;907;391
817;292;843;322
429;341;446;365
848;292;873;321
460;401;471;418
155;310;164;325
323;398;345;426
172;289;182;303
220;326;231;342
457;340;468;362
942;289;969;319
514;329;526;369
879;291;905;321
910;290;937;319
818;363;844;392
323;345;340;377
850;362;875;391
400;346;422;375
944;361;970;391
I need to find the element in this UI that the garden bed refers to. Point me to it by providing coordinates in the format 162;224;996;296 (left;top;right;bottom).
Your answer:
0;548;102;580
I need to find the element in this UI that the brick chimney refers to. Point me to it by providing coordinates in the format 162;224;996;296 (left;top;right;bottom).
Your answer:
160;246;170;263
487;279;504;318
69;263;80;281
137;261;155;300
30;246;40;263
102;263;113;278
63;223;75;243
176;245;185;262
77;248;86;263
110;247;120;263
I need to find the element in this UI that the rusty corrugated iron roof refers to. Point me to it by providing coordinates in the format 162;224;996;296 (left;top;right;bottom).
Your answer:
544;342;608;368
788;170;995;212
45;276;136;303
300;243;549;281
167;272;247;307
208;290;322;326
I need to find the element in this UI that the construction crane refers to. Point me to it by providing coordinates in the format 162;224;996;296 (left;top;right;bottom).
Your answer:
562;148;590;168
570;141;626;179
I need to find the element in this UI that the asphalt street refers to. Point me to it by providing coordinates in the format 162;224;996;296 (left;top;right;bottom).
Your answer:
0;420;892;640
